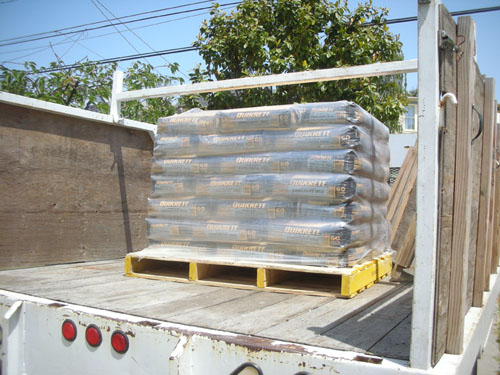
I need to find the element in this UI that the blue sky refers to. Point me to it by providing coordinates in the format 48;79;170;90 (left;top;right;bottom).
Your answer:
0;0;499;100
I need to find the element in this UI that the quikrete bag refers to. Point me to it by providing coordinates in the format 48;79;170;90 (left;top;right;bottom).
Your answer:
151;149;388;181
156;101;389;142
151;174;389;203
153;126;371;158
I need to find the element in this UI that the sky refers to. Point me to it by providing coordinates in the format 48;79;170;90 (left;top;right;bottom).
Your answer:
0;0;499;101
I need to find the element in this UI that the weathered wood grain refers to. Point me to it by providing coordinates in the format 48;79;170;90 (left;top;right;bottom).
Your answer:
479;78;496;295
446;16;475;355
491;103;500;274
0;103;153;270
466;66;485;308
432;5;458;364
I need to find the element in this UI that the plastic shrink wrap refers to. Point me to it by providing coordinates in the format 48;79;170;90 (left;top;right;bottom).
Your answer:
147;101;391;267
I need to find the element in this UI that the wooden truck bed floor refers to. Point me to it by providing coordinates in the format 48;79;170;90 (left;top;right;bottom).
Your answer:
0;258;412;360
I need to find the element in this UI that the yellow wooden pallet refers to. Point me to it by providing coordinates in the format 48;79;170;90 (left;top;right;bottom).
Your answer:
124;252;392;298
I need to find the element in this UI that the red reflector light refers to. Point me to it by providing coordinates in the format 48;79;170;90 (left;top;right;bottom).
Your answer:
62;319;77;342
111;330;129;354
85;325;102;347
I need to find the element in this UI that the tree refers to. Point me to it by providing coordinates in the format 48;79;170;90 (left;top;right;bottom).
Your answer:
0;61;182;124
189;0;407;132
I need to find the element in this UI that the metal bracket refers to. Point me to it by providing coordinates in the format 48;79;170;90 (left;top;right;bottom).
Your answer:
471;104;483;145
440;30;458;52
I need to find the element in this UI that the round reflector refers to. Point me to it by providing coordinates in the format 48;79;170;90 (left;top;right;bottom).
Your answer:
85;325;102;347
111;330;129;354
62;319;77;342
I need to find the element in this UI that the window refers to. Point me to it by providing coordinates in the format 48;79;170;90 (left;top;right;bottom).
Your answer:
403;104;417;132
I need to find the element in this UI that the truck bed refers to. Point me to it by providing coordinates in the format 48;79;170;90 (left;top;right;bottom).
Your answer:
0;258;412;360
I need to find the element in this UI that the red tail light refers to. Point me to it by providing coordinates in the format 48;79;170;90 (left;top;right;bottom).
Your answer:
62;319;77;342
85;325;102;347
111;330;129;354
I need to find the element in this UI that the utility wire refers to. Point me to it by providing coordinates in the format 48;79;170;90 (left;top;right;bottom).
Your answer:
0;1;242;48
89;0;156;70
3;4;500;74
20;46;199;74
0;0;215;43
363;5;500;26
92;0;188;78
0;5;234;56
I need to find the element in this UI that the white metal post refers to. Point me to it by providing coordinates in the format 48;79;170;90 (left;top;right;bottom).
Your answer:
410;0;441;369
110;70;124;122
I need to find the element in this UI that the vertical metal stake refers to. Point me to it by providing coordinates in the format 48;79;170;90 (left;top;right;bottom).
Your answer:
411;0;441;370
110;70;124;122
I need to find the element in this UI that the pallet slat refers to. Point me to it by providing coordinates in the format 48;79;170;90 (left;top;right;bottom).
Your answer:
124;252;392;298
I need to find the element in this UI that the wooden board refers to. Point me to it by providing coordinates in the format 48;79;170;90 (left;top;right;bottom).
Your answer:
466;66;485;308
472;78;496;305
0;103;153;270
433;5;458;364
0;259;412;360
491;103;500;274
389;144;417;280
446;16;476;355
124;250;392;298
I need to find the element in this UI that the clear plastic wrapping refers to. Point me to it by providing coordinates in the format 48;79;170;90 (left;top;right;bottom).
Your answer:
154;125;385;158
150;173;389;203
147;101;391;267
157;101;389;141
148;198;385;223
151;149;389;182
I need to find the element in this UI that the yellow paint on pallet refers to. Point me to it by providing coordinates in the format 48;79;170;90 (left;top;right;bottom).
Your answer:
341;260;378;298
376;253;393;281
124;252;392;298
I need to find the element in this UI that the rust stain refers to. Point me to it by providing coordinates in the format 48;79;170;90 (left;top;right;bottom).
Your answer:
125;330;136;338
353;355;383;364
47;302;66;308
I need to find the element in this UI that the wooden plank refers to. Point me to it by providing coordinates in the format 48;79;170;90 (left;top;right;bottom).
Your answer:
214;294;330;333
369;314;412;360
480;79;496;292
387;146;416;224
257;281;408;344
446;16;476;355
433;5;458;364
389;142;417;281
467;66;485;308
389;149;417;245
116;60;418;101
490;104;499;274
308;287;413;353
0;213;147;269
0;103;153;270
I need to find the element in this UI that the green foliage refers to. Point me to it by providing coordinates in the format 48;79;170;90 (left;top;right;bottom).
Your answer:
0;61;182;123
188;0;407;132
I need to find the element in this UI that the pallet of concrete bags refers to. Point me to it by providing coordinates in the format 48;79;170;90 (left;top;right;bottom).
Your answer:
130;101;392;285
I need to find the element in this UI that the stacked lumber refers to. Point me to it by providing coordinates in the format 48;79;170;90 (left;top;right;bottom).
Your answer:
388;144;417;280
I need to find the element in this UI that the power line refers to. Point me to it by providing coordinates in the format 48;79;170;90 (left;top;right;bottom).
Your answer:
0;7;225;56
20;46;199;74
89;0;155;69
0;0;215;43
4;4;500;74
363;5;500;26
92;0;188;78
0;1;242;48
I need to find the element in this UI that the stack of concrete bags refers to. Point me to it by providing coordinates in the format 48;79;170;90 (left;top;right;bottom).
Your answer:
147;101;391;267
